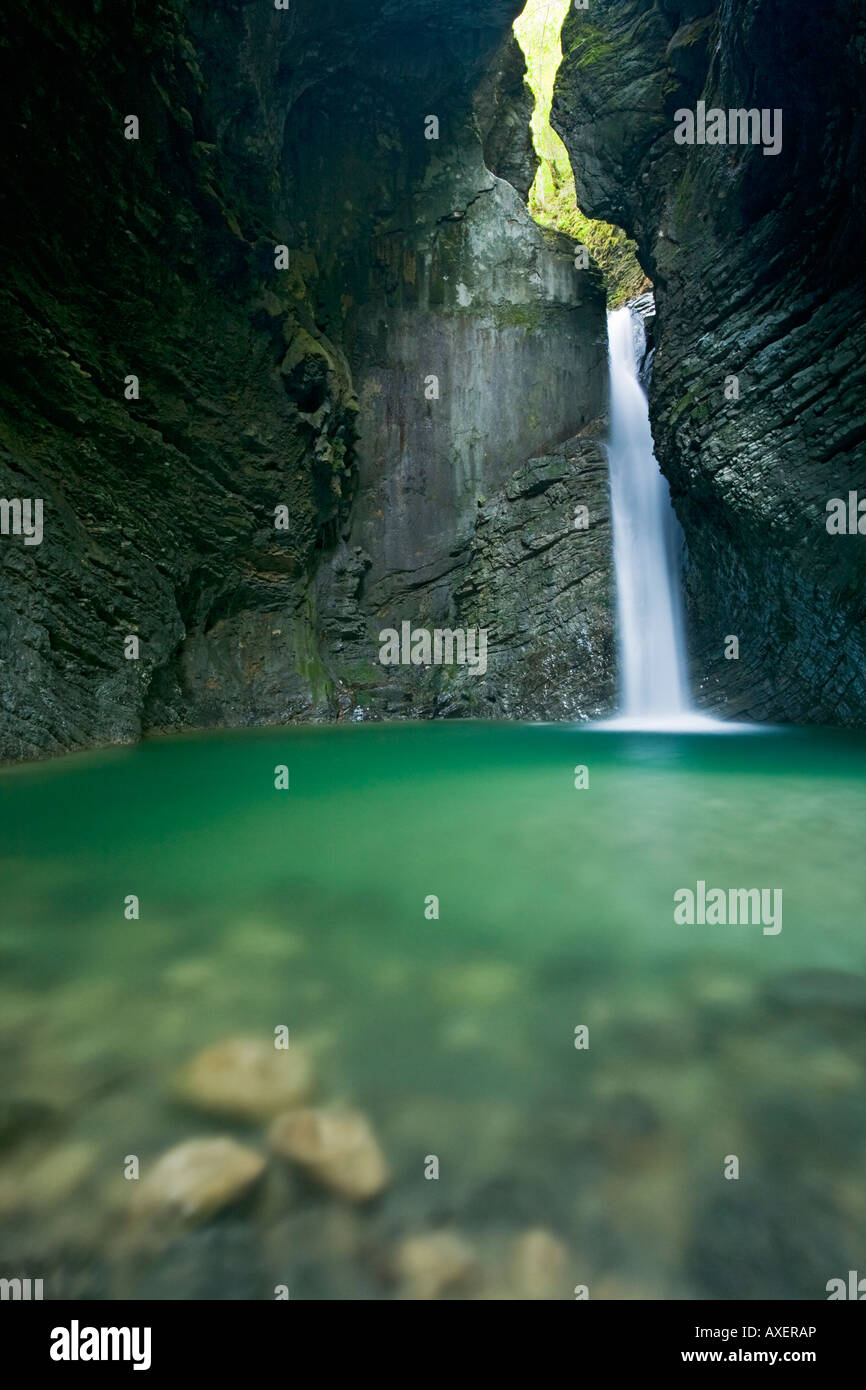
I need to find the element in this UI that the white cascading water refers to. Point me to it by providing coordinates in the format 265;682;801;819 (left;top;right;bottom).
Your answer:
605;305;697;728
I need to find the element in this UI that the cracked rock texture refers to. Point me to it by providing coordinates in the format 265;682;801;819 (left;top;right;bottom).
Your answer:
0;0;612;760
321;425;614;720
554;0;866;724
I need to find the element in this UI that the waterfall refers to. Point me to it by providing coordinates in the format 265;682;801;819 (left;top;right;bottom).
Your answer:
605;304;698;728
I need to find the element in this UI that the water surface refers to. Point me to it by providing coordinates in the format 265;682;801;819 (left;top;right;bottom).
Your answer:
1;722;864;1299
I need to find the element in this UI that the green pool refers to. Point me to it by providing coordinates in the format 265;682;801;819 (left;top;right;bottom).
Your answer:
1;722;864;1299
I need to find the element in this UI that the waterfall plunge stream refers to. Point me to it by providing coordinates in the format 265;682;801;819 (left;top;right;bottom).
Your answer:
605;306;710;729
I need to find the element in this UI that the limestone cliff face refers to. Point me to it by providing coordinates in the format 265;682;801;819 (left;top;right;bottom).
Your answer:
0;1;357;757
554;0;866;724
312;129;611;720
0;0;613;759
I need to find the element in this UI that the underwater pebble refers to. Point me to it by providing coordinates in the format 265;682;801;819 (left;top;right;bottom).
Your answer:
175;1035;313;1121
392;1231;476;1300
0;1139;98;1214
508;1228;569;1300
269;1106;388;1201
133;1138;265;1223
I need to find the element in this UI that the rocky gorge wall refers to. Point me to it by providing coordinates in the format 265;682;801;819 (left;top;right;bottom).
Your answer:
554;0;866;724
0;0;614;761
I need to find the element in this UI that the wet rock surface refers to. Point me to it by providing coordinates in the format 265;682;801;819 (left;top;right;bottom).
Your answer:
0;0;612;760
554;0;866;724
323;427;615;719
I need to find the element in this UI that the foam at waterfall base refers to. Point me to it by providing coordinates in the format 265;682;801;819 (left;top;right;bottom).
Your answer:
593;711;762;733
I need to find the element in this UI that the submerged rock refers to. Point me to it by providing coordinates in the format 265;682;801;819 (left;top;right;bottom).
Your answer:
133;1138;265;1224
392;1231;477;1300
508;1228;569;1301
175;1036;313;1122
269;1106;388;1202
0;1139;97;1215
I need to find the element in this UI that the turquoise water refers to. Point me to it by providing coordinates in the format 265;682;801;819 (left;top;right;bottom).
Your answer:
1;721;865;1299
